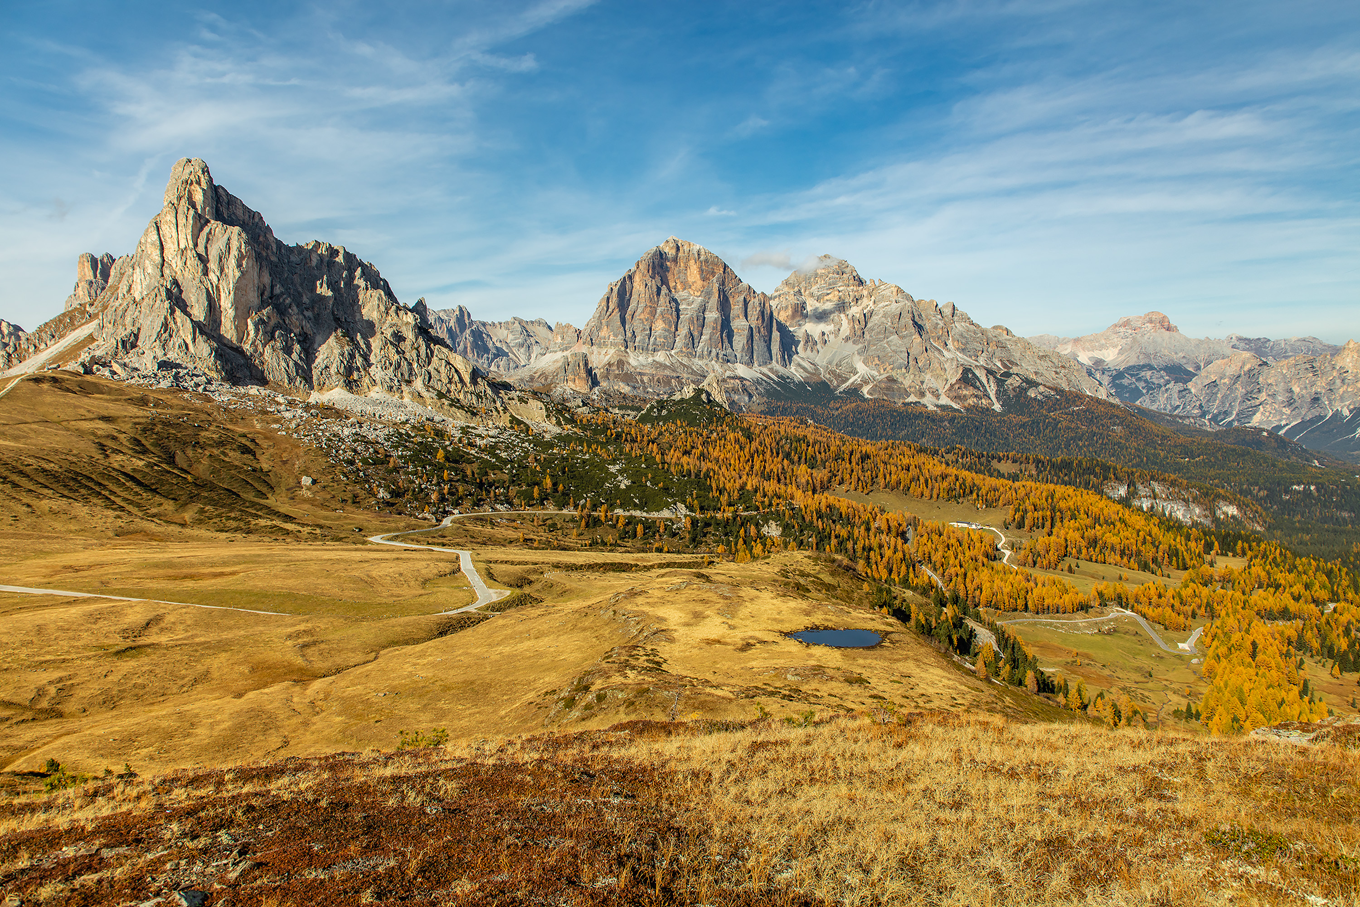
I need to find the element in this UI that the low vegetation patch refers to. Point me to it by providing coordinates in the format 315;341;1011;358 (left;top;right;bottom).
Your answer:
3;713;1356;906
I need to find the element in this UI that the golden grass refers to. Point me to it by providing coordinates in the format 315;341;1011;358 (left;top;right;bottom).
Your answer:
0;539;1042;780
617;714;1359;905
6;713;1353;905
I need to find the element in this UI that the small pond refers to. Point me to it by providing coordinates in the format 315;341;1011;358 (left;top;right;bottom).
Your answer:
789;628;882;648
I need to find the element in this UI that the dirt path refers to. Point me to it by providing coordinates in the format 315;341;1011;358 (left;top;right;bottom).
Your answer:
0;583;290;616
950;521;1015;568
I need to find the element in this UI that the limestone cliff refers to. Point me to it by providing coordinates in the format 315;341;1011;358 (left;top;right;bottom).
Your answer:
513;244;1101;408
65;158;496;412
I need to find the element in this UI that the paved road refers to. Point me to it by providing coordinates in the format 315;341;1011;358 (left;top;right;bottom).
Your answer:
366;509;583;614
999;608;1200;656
2;508;618;620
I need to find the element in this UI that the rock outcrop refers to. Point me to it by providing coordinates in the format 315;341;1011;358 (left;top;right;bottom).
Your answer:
0;253;124;372
60;158;498;413
65;252;117;313
0;319;28;372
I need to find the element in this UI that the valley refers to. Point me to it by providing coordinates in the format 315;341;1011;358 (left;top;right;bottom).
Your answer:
0;157;1356;906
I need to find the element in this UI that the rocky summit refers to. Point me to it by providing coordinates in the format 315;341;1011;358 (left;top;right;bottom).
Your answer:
14;158;506;419
442;240;1103;409
1032;312;1357;456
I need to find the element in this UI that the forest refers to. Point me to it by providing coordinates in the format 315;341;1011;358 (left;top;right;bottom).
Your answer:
756;385;1360;558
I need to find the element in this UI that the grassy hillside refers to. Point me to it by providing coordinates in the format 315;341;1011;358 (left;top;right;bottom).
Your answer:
3;713;1356;906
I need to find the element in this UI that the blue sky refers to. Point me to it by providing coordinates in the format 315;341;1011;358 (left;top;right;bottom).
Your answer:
2;0;1356;342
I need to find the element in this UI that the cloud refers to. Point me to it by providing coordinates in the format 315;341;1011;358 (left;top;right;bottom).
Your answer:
739;251;836;274
705;205;737;216
732;115;769;138
740;250;795;271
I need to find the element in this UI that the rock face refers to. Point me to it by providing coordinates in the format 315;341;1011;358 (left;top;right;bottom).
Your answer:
60;158;496;412
1142;342;1360;457
768;256;1101;407
425;305;556;373
510;243;1102;408
65;253;117;313
0;319;28;372
0;253;124;372
1033;312;1357;455
578;237;788;368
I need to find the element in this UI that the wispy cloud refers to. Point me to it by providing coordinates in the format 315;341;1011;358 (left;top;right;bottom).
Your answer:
0;1;1355;344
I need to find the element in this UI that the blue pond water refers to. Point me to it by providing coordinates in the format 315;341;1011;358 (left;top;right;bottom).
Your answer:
789;628;882;648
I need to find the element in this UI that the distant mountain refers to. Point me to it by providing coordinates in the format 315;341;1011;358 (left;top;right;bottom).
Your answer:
1029;311;1339;370
9;158;1353;463
424;305;558;373
1032;312;1357;458
438;239;1104;409
1141;343;1360;458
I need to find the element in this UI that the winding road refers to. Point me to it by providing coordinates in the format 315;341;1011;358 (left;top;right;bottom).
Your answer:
949;521;1015;568
999;608;1201;656
0;514;510;618
367;512;525;614
932;523;1202;656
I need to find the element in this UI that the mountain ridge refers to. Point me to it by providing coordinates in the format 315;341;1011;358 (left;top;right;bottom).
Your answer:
431;238;1105;411
1030;312;1358;457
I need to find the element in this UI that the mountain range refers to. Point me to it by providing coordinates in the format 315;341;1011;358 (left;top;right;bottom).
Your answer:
1030;313;1359;458
3;158;1356;459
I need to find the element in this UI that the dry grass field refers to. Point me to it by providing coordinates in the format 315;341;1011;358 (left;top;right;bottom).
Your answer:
1;713;1356;906
0;538;1037;778
4;372;1359;905
0;373;1038;782
985;611;1207;725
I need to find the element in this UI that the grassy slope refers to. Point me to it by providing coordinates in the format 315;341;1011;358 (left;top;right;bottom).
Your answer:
2;714;1356;906
0;375;1036;777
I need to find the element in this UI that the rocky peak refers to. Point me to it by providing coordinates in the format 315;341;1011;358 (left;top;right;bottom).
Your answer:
76;252;115;287
640;237;744;297
63;157;498;415
1111;312;1178;335
164;157;216;217
576;237;786;367
770;256;874;326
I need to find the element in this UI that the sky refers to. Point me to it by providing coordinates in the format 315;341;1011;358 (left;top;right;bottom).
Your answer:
1;0;1357;342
